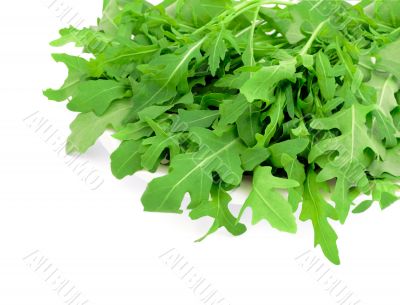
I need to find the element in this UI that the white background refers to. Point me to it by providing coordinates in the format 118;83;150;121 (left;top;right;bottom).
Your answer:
0;0;399;304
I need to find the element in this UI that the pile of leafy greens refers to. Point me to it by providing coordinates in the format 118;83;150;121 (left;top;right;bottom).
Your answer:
45;0;400;264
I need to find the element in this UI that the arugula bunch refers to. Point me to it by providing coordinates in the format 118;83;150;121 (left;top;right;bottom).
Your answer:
45;0;400;264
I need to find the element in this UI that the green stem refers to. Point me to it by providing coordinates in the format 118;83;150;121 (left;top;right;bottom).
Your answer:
390;26;400;36
299;20;328;56
235;20;266;38
225;0;293;25
247;6;260;67
191;0;294;36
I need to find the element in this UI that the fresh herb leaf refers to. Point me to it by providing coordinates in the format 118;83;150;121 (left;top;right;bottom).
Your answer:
46;0;400;264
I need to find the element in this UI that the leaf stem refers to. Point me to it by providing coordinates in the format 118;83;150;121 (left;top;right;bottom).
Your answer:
225;0;293;25
247;6;261;66
299;20;328;56
235;20;266;38
191;0;294;37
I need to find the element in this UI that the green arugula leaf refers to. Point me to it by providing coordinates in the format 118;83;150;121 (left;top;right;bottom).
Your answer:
113;121;154;141
111;140;144;179
310;103;385;223
375;38;400;80
189;183;247;241
44;54;89;102
141;128;245;213
374;0;400;28
240;147;270;171
204;28;229;76
369;145;400;177
238;166;298;233
353;180;400;213
171;109;219;132
269;138;309;211
367;73;399;148
217;95;248;132
67;99;132;153
126;40;205;120
300;170;340;265
51;27;111;55
138;106;173;121
46;0;400;265
141;119;181;171
176;0;232;27
68;80;130;115
372;180;399;210
240;60;296;102
255;89;286;146
316;51;336;101
236;102;262;147
91;43;159;78
352;200;374;214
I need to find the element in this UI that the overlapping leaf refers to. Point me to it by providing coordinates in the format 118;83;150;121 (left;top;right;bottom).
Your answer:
45;0;400;265
309;103;385;222
141;128;245;213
